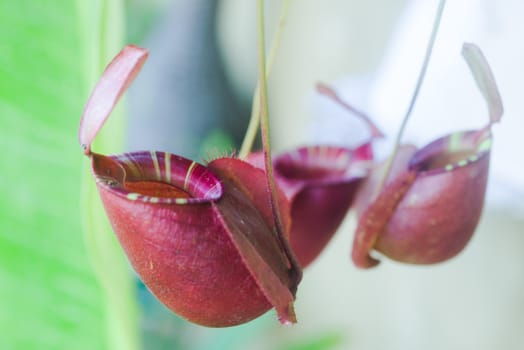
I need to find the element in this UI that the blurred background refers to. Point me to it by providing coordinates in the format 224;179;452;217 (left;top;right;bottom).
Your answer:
1;0;523;349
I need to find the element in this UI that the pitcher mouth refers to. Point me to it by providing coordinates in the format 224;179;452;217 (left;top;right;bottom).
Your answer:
274;145;367;183
409;130;492;176
91;151;223;204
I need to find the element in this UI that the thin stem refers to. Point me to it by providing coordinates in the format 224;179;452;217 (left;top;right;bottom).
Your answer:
257;0;302;289
239;0;292;159
377;0;446;192
257;0;283;246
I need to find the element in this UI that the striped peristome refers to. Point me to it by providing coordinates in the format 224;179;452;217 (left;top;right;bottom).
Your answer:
408;129;492;176
92;151;223;205
274;144;370;184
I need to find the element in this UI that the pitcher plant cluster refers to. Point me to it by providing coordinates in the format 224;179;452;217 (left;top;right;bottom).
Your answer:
78;2;503;328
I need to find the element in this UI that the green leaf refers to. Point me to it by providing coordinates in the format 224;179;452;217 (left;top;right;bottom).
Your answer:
279;332;344;350
197;129;236;161
79;1;141;350
0;1;139;349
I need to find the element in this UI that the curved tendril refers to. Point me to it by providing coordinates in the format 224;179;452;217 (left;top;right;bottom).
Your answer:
239;0;293;159
376;0;446;194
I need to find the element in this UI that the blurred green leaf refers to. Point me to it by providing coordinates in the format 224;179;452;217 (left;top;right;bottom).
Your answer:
197;129;236;161
279;332;345;350
79;0;141;350
192;313;272;350
0;0;138;349
125;0;167;44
